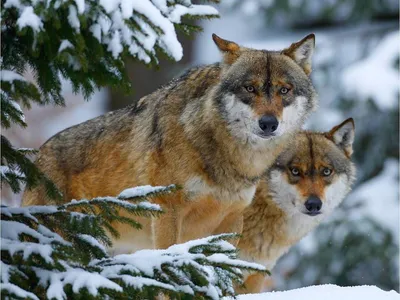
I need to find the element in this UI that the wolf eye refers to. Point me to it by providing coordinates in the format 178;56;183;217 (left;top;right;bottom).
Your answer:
245;85;255;93
280;87;289;94
322;168;332;176
290;167;300;176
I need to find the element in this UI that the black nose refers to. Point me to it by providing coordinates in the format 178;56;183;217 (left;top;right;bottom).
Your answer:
305;195;322;215
258;115;278;135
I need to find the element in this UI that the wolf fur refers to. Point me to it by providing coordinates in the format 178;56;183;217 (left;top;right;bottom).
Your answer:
22;34;317;251
237;119;356;293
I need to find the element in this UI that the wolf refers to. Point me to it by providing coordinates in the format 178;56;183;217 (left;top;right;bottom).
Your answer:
237;118;356;294
22;33;317;252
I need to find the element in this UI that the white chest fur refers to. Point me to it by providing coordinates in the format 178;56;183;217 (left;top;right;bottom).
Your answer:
285;212;322;241
241;212;323;271
184;176;256;205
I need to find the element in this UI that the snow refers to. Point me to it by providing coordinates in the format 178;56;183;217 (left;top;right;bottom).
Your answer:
62;269;123;296
129;1;183;60
37;225;70;246
17;147;36;152
1;220;51;242
1;283;39;300
10;100;25;119
58;40;74;53
34;267;123;300
74;0;85;14
68;5;80;31
168;4;219;23
0;219;72;264
77;234;107;254
110;274;175;292
236;284;400;300
2;238;54;263
131;239;225;269
1;166;25;179
94;234;265;298
0;70;26;82
3;0;218;74
3;0;22;9
63;0;219;63
89;23;102;42
1;230;265;299
64;196;162;212
118;184;174;199
1;205;59;219
107;30;123;59
16;6;43;33
341;31;399;110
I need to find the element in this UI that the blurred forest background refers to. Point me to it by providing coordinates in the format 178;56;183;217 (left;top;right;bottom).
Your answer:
2;0;399;293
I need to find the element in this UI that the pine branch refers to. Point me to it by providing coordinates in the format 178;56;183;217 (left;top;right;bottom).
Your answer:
1;0;219;105
1;186;267;299
1;135;62;200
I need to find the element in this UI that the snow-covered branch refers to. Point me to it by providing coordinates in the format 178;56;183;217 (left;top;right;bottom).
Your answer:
3;0;218;64
1;185;266;299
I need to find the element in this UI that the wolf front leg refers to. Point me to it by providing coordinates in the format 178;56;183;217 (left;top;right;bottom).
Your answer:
236;273;269;294
151;205;181;249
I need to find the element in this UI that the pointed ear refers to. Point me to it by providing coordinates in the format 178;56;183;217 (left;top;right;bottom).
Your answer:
282;33;315;75
326;118;355;157
212;34;241;65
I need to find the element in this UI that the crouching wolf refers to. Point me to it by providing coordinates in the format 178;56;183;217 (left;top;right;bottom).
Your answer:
237;118;356;293
22;34;317;251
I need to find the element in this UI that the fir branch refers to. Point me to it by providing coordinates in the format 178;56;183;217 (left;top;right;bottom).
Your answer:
1;188;267;299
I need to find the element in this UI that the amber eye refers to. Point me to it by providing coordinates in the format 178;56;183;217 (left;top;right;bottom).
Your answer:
291;167;300;176
323;168;332;176
245;85;255;93
280;87;289;94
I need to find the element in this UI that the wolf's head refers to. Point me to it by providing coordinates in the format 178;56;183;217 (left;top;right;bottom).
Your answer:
267;118;356;217
212;34;317;147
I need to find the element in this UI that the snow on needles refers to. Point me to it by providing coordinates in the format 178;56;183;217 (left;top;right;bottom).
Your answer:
0;70;26;83
118;184;174;199
4;0;218;63
16;6;43;32
94;234;266;298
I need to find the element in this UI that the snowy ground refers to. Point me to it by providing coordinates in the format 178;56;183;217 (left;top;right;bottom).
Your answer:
236;285;400;300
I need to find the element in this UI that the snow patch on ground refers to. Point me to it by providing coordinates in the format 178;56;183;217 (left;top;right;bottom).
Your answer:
237;284;400;300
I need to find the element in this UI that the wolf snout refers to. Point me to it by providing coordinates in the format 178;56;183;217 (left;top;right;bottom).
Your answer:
304;195;322;216
258;115;278;136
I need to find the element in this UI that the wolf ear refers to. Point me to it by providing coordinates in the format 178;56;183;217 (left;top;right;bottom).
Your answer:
282;34;315;75
326;118;355;157
212;34;241;65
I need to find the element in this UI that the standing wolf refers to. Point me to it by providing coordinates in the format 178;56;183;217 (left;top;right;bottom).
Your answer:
23;34;317;251
238;119;356;293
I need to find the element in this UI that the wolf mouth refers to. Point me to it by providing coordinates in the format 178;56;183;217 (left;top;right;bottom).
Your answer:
255;132;276;139
304;211;322;216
